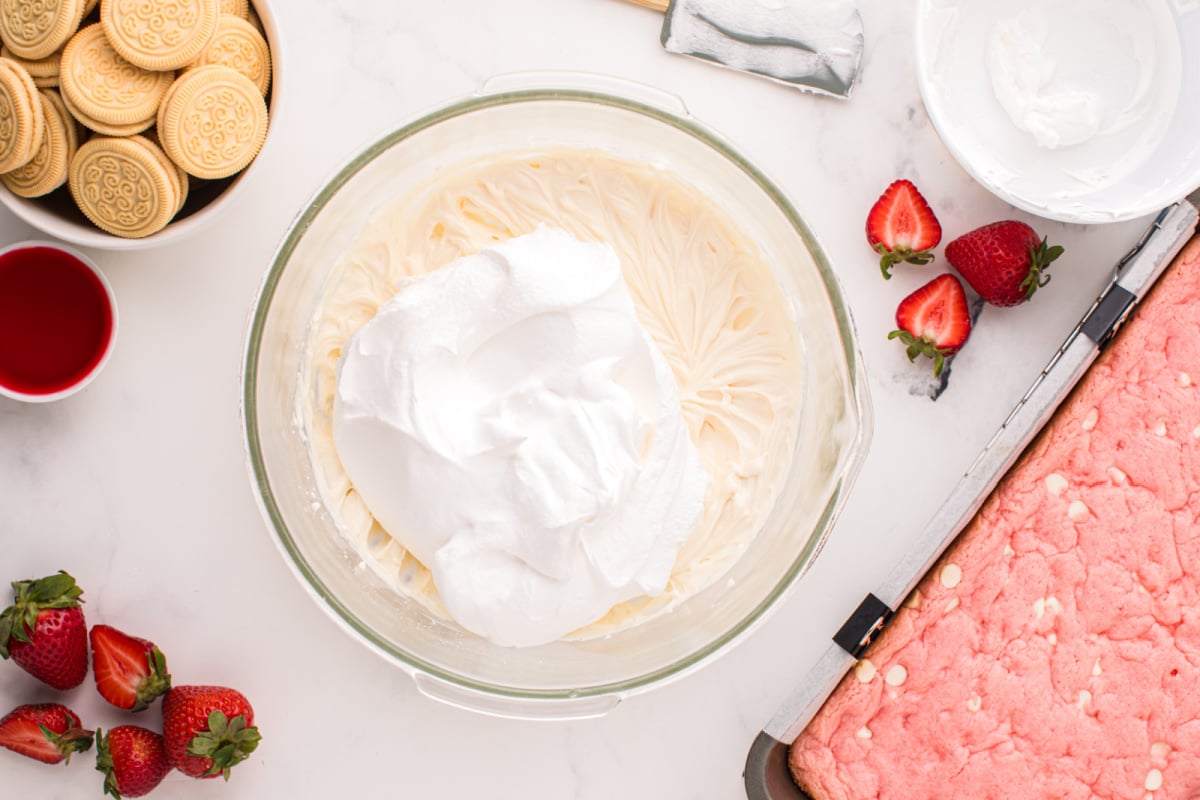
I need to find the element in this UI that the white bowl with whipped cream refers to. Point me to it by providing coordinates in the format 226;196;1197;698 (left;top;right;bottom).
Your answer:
916;0;1200;223
243;75;870;718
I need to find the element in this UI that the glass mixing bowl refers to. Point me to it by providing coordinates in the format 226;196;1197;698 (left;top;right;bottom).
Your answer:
243;74;870;719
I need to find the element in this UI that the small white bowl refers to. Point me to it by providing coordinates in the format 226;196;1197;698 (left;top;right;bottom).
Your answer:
0;240;117;403
915;0;1200;224
0;1;282;250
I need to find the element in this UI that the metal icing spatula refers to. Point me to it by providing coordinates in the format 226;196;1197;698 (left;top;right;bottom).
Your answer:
622;0;864;98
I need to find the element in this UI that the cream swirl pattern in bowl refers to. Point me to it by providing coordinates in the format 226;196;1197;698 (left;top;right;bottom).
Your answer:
245;84;869;715
307;149;805;641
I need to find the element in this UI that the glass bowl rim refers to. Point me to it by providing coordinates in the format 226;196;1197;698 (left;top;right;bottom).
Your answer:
242;84;868;701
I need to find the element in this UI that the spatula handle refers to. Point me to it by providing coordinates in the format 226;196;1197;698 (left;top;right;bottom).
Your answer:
623;0;669;12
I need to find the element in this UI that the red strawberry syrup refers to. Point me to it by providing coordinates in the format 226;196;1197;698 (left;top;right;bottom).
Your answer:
0;245;114;397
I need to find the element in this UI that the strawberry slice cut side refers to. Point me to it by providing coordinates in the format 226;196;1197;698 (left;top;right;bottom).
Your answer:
91;625;172;712
0;704;94;765
866;179;943;279
889;273;972;377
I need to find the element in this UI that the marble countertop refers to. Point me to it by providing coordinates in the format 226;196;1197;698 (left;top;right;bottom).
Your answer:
0;1;1171;798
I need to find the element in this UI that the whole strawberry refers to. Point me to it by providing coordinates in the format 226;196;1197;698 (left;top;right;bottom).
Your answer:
889;273;972;377
162;685;260;780
946;220;1064;307
96;726;173;798
0;571;88;690
91;625;172;712
866;179;942;279
0;703;94;765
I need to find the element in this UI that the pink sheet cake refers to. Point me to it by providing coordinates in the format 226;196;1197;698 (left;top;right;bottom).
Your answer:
790;237;1200;800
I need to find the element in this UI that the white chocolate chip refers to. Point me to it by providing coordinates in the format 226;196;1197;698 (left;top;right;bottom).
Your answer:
904;589;923;610
1180;372;1192;388
1092;658;1103;677
1082;408;1099;431
1004;543;1016;556
1150;742;1170;760
885;665;908;686
1108;466;1128;484
966;694;982;712
1076;690;1092;709
1034;598;1046;618
1044;473;1069;496
1145;768;1163;791
856;726;872;739
1045;597;1062;614
1047;632;1058;645
855;659;877;683
1069;500;1090;521
944;597;960;613
940;563;963;589
1193;425;1200;439
1154;421;1168;437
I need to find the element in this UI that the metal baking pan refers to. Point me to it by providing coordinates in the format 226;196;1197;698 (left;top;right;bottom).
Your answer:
744;192;1200;800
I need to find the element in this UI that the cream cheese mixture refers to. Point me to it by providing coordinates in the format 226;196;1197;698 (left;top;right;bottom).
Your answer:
305;149;803;641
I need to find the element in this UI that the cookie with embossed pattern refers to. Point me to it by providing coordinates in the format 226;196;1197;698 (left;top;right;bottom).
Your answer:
133;131;187;214
220;0;250;20
61;23;173;126
0;46;62;88
101;0;220;72
187;14;269;95
157;64;266;180
0;0;83;60
68;135;177;238
58;79;152;136
0;57;45;172
2;88;75;196
246;3;263;36
41;87;78;154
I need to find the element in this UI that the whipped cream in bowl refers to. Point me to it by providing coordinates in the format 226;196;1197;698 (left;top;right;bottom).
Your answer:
916;0;1200;223
244;78;869;717
332;226;708;647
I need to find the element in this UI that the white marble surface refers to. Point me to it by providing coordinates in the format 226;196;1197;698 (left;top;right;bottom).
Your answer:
0;1;1171;798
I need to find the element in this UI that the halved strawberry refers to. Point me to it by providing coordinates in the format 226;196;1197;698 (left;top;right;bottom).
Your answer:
888;274;972;377
0;703;94;765
866;179;943;279
91;625;172;712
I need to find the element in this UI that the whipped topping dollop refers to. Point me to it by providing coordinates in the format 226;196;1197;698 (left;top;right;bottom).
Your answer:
332;226;708;647
986;1;1162;150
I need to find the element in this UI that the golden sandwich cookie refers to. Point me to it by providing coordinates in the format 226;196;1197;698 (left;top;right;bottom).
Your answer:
246;4;263;36
133;132;188;215
0;46;63;89
69;135;178;238
41;88;79;156
60;24;174;126
157;64;267;179
186;14;270;96
0;57;46;172
101;0;220;72
220;0;250;20
57;80;153;136
0;0;83;60
2;88;76;197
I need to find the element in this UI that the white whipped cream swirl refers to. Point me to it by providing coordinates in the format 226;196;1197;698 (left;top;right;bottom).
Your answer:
332;226;709;647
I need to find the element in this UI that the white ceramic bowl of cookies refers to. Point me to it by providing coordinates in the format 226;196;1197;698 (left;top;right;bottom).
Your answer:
0;0;281;250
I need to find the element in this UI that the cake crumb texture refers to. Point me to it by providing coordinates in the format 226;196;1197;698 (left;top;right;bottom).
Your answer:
790;237;1200;800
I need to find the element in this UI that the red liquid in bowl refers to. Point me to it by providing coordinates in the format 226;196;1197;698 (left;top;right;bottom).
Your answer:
0;246;114;397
